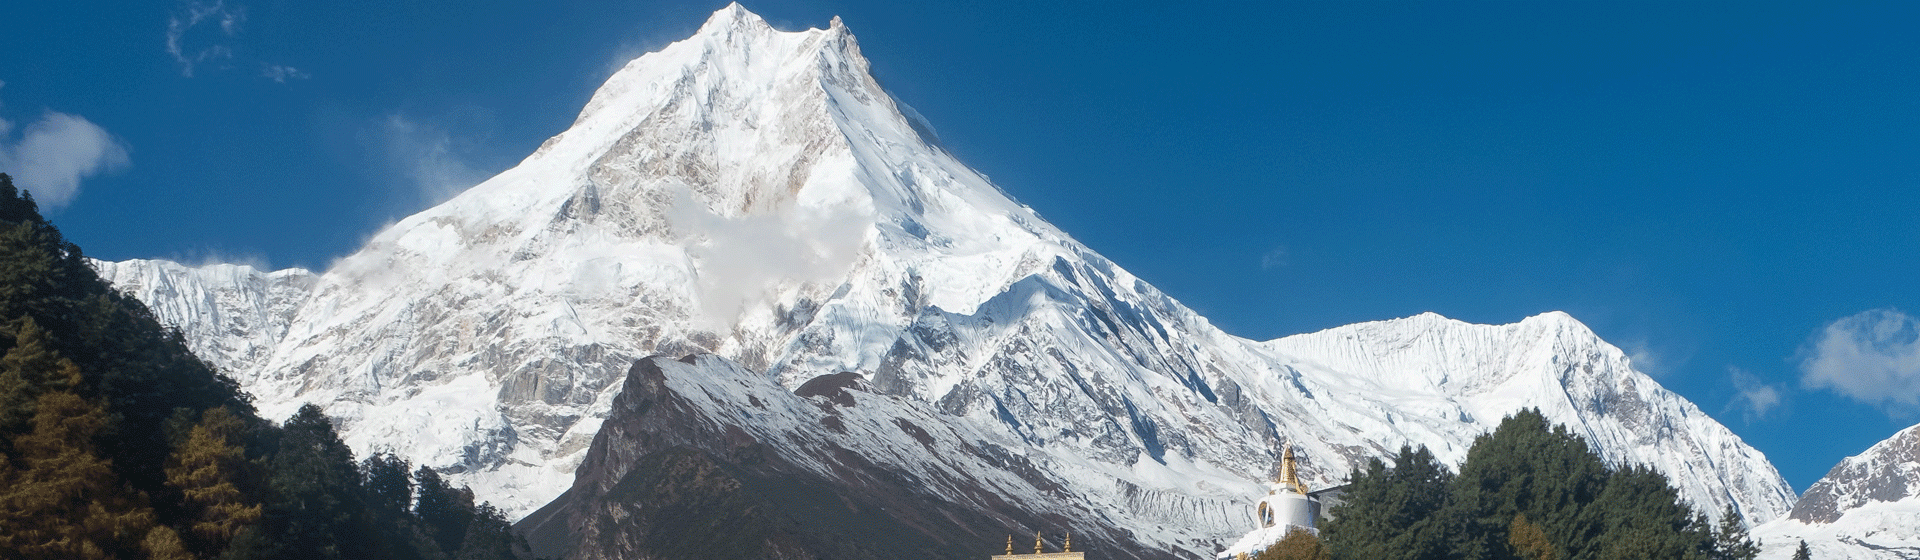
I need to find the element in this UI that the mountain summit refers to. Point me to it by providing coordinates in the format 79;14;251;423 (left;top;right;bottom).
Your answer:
97;5;1792;556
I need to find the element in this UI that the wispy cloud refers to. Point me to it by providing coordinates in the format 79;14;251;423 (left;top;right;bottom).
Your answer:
0;85;131;208
261;64;309;83
371;114;490;206
1725;366;1783;421
165;0;244;77
1623;339;1665;377
1260;245;1288;270
1801;308;1920;417
166;0;305;82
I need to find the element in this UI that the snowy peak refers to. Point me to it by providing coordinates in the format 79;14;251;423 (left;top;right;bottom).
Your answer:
1268;311;1796;525
1753;423;1920;559
96;5;1796;555
1791;422;1920;524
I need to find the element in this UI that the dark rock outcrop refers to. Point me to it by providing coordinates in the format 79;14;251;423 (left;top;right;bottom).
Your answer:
516;354;1159;560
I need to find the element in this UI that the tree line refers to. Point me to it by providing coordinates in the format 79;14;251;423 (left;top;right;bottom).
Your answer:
0;173;528;559
1252;409;1762;560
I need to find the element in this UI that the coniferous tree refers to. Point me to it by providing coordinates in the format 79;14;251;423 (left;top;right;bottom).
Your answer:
0;387;163;558
165;406;262;555
416;465;478;555
1710;505;1758;560
228;404;375;560
1791;540;1811;560
1443;409;1610;560
1323;444;1454;560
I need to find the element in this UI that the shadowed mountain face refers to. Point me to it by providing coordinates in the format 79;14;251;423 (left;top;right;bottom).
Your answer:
96;4;1792;555
515;355;1119;560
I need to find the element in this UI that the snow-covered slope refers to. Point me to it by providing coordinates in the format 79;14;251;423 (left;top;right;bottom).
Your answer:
1753;423;1920;560
95;4;1793;554
92;258;316;376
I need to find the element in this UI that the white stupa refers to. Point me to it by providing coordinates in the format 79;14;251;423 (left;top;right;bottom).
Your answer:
1218;442;1320;559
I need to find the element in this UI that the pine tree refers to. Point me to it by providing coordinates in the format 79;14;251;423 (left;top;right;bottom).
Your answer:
454;503;527;560
0;317;74;435
1322;444;1454;560
1443;409;1610;560
416;465;478;555
1709;505;1758;560
0;389;161;559
228;404;375;560
165;406;262;554
1791;540;1811;560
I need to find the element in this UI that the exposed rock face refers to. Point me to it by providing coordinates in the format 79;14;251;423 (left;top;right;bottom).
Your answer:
1791;423;1920;524
95;3;1794;555
516;355;1113;560
1752;423;1920;560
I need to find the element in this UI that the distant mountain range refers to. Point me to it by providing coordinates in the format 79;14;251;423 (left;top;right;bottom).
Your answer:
91;4;1857;558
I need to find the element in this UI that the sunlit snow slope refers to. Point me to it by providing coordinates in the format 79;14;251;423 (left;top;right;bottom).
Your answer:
93;4;1793;554
1753;423;1920;560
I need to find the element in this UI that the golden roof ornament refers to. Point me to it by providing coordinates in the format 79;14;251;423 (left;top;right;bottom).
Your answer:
1006;535;1013;555
1035;531;1042;554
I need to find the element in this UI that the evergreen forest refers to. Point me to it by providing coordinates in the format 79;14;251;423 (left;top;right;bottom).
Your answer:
1282;409;1762;560
0;174;528;560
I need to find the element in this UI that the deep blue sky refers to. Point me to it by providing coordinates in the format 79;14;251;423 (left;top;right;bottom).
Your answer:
4;0;1918;493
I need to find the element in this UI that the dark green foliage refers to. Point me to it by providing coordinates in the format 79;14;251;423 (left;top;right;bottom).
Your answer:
454;504;523;560
1791;540;1810;560
0;174;525;559
0;173;255;514
1323;444;1454;560
1710;506;1758;560
417;465;479;554
230;404;378;560
1321;409;1720;560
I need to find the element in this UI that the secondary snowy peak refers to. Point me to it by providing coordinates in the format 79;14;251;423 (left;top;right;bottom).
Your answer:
1793;422;1920;524
1267;311;1797;525
1752;423;1920;560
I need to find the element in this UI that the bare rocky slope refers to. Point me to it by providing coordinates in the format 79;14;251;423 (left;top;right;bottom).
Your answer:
95;5;1794;556
1753;423;1920;560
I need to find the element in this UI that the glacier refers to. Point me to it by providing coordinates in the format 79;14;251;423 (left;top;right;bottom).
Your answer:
93;4;1797;556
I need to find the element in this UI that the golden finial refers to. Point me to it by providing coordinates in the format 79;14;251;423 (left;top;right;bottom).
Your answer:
1006;534;1014;555
1280;440;1307;494
1064;532;1072;552
1035;531;1043;554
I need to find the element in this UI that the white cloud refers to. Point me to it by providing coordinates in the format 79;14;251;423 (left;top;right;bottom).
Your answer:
166;0;245;77
1624;339;1665;377
1725;366;1782;421
0;103;131;208
373;114;490;206
261;64;309;83
1801;308;1920;416
668;188;870;330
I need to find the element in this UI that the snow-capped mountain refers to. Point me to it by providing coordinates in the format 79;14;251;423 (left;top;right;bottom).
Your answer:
93;4;1794;555
1753;423;1920;560
93;258;316;376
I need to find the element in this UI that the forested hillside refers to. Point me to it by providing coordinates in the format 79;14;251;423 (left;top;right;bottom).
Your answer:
0;173;526;560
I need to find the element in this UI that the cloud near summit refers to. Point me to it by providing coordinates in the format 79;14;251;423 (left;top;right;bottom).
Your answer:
1801;308;1920;416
